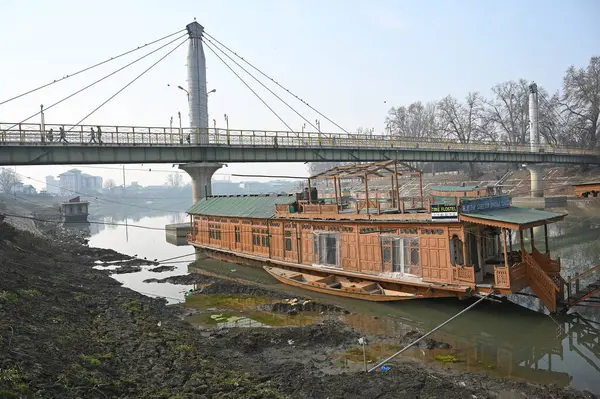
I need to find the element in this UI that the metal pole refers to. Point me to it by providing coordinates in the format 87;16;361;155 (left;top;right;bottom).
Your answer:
367;290;495;373
40;104;45;140
122;165;126;188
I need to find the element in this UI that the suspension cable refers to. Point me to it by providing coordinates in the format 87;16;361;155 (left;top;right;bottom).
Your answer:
4;33;189;133
69;37;188;131
202;39;295;132
0;29;186;107
203;35;319;132
203;30;349;134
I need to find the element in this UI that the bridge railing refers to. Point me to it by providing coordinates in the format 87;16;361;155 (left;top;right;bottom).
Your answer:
0;122;596;155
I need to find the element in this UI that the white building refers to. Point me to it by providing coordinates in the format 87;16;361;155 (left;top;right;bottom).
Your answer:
45;175;60;194
58;169;103;195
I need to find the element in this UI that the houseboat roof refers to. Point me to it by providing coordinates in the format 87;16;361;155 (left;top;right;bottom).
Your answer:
573;181;600;187
310;160;421;180
430;185;480;192
461;206;567;230
187;194;296;219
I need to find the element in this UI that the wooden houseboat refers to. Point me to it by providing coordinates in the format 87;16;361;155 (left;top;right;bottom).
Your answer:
187;161;599;312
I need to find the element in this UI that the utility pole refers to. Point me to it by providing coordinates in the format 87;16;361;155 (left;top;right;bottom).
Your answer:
122;165;126;189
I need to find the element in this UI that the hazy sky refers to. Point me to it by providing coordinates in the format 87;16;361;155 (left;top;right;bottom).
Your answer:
1;0;598;190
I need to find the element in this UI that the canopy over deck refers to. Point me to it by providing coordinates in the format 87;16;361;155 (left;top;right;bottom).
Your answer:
309;160;421;180
460;206;567;230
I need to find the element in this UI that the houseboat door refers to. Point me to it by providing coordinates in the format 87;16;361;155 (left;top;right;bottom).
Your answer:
381;237;404;274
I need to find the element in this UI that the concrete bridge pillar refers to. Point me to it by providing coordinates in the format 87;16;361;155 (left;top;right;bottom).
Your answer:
179;162;221;261
528;164;543;198
179;162;222;204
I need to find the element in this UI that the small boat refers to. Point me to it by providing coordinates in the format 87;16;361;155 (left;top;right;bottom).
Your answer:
264;266;419;301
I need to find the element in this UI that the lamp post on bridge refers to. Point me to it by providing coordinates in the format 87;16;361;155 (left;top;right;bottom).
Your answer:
316;119;321;145
224;114;229;145
170;116;173;143
178;111;182;144
40;104;45;141
177;86;190;102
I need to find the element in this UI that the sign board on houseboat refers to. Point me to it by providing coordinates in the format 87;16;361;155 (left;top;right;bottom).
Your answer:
431;204;458;219
460;195;511;213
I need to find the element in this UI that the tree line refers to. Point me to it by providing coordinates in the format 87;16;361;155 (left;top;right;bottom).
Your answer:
309;56;599;177
384;56;599;149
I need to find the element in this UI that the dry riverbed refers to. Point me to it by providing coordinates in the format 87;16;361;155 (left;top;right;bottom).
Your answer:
0;219;596;398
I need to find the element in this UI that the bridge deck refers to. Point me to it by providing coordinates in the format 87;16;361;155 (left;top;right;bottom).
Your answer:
1;122;598;165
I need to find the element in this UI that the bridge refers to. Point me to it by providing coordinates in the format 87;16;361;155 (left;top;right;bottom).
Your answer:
1;21;598;204
0;122;597;166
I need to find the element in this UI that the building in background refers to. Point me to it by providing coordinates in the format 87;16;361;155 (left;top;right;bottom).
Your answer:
58;169;103;195
45;175;60;195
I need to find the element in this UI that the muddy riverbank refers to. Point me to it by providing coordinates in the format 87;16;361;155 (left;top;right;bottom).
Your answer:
0;220;596;398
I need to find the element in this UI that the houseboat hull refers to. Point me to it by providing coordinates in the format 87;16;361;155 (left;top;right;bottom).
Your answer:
190;244;470;300
264;266;419;301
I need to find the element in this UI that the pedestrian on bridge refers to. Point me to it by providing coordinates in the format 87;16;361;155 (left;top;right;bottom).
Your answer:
46;128;54;142
89;127;97;144
58;126;68;143
96;126;103;144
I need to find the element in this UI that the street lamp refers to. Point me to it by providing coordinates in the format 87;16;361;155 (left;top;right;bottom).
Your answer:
177;86;189;101
224;114;230;145
302;123;306;133
207;88;216;96
315;119;321;132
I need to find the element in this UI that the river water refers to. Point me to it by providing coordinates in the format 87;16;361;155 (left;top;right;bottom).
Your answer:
86;205;600;394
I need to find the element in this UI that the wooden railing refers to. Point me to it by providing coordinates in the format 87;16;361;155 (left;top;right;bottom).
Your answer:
524;251;559;312
509;262;529;292
452;266;475;284
532;247;560;274
566;264;600;301
494;266;510;288
299;202;338;215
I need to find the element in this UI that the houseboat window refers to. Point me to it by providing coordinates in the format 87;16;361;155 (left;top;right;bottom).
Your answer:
252;228;269;247
450;235;464;266
409;239;419;269
313;232;339;267
208;223;221;240
234;226;241;243
383;247;392;263
285;231;293;251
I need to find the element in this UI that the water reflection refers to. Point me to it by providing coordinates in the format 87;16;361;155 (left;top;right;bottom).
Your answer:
88;212;195;304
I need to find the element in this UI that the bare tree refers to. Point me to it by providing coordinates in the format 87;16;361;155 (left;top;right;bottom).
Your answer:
103;178;117;189
437;93;488;177
486;80;530;146
385;101;438;140
166;172;184;188
437;93;487;143
0;168;20;193
561;56;600;148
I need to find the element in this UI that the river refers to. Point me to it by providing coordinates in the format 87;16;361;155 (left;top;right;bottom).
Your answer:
86;205;600;394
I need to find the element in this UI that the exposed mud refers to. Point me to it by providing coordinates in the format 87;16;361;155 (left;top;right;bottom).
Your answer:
0;219;596;398
148;265;177;273
262;300;350;315
110;265;143;274
143;273;216;285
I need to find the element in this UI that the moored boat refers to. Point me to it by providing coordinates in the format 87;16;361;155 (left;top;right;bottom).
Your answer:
186;160;600;313
264;266;419;301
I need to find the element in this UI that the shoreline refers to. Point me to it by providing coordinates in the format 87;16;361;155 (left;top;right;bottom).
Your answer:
0;218;597;398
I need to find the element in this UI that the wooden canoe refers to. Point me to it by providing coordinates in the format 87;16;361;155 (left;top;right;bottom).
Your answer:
264;266;419;302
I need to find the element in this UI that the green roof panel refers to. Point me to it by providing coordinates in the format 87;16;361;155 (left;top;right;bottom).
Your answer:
430;185;481;192
462;206;567;226
187;195;296;219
